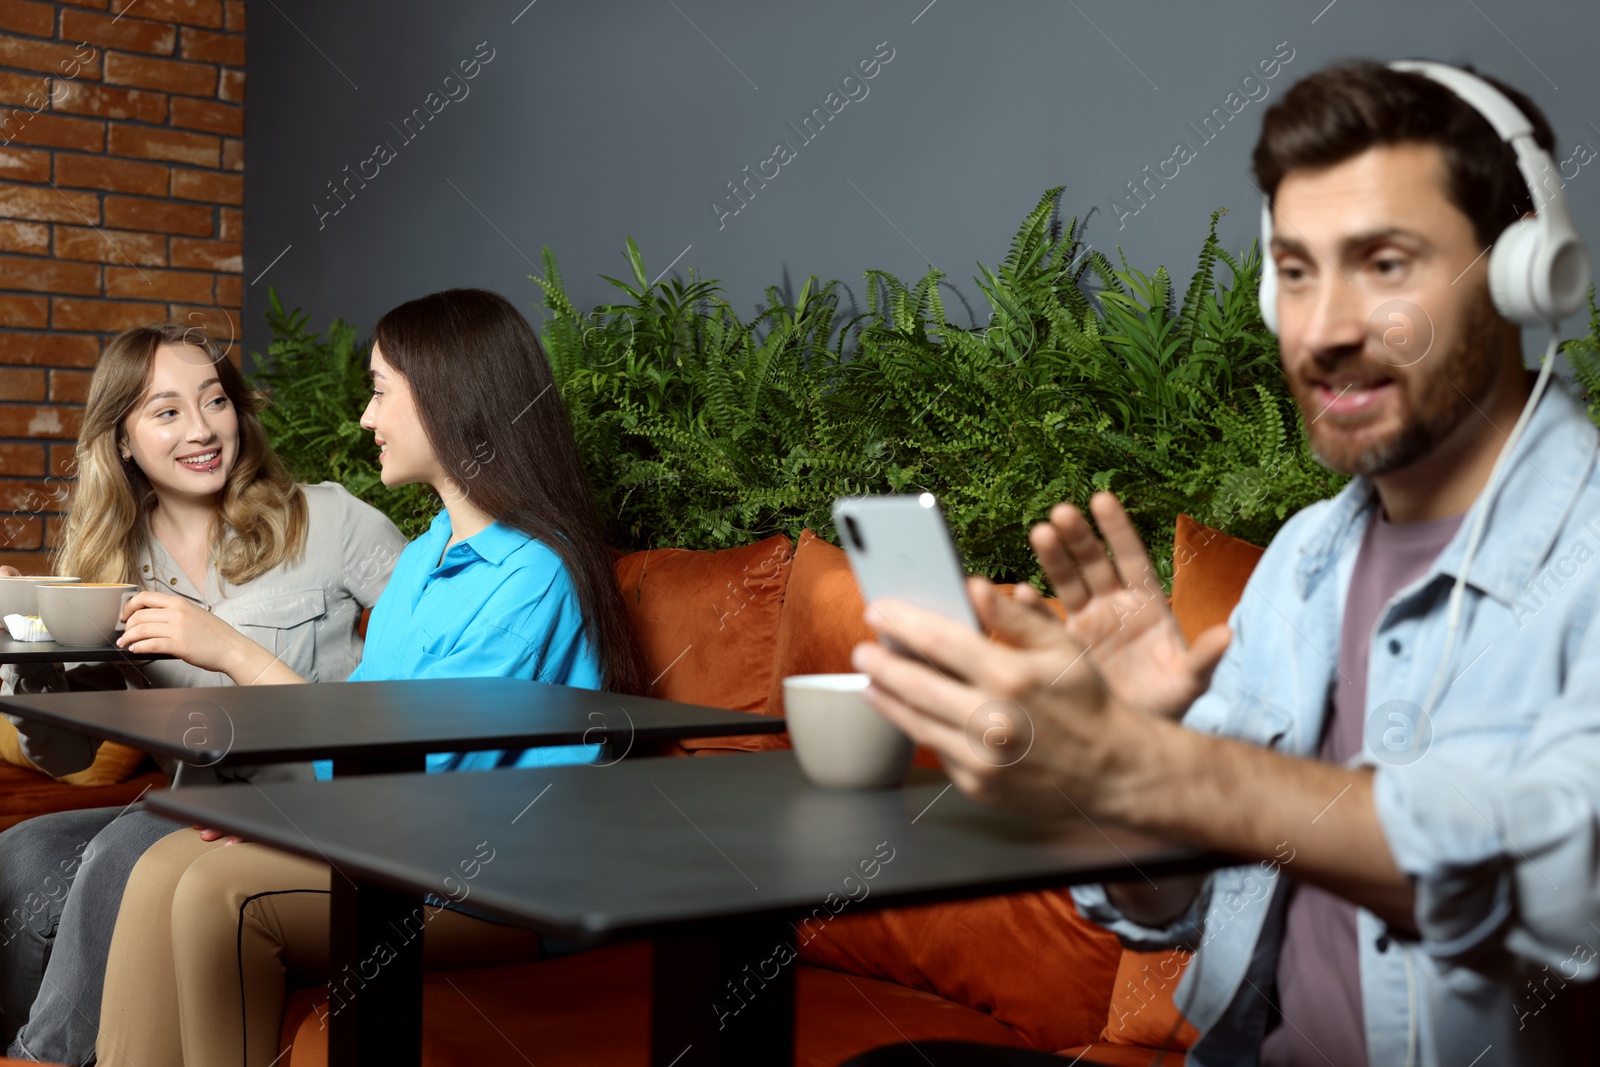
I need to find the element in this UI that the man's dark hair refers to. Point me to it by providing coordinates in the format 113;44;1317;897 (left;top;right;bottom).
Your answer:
1253;59;1556;249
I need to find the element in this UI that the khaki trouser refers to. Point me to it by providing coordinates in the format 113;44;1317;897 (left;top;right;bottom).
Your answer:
96;828;544;1067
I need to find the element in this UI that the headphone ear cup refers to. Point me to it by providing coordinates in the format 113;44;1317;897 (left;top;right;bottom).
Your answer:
1541;229;1593;321
1488;218;1542;325
1490;218;1595;325
1258;198;1279;336
1259;256;1279;336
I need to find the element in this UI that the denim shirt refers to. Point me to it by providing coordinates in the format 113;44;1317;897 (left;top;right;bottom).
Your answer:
1073;382;1600;1066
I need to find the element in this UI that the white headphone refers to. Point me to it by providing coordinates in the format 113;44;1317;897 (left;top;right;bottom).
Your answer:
1258;59;1592;334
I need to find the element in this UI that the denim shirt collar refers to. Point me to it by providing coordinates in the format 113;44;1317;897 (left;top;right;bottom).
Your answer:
1294;381;1600;607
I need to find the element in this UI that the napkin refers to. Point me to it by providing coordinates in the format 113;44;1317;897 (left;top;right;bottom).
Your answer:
3;615;52;642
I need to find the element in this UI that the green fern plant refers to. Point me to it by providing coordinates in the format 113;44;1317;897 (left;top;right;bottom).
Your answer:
538;239;860;549
1564;288;1600;424
834;190;1342;585
250;290;436;538
528;189;1348;585
257;192;1600;593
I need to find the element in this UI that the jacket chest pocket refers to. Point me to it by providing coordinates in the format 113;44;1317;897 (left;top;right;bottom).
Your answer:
1427;706;1539;769
231;590;327;677
1221;686;1299;752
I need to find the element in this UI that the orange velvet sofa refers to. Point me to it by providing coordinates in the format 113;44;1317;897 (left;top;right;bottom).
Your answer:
0;759;168;835
256;516;1263;1066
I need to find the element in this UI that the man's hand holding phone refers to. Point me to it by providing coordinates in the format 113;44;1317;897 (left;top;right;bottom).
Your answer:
848;490;1231;823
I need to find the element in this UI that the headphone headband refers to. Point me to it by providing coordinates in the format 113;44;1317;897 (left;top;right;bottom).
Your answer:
1387;60;1532;141
1259;59;1591;333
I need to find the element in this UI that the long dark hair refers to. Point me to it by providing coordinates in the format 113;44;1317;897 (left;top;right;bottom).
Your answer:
373;289;646;695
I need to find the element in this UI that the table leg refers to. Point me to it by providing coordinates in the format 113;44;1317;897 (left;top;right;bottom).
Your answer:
651;917;795;1066
327;876;426;1067
327;753;427;1067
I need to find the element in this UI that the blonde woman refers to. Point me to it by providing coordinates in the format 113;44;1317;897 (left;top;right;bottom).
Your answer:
0;323;405;1065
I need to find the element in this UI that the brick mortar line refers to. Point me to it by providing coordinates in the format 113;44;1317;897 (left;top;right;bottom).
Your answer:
0;100;246;122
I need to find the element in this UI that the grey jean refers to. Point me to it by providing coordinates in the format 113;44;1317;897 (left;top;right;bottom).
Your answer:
0;807;182;1066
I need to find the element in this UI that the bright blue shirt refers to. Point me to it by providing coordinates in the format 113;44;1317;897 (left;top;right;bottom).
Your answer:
312;508;602;780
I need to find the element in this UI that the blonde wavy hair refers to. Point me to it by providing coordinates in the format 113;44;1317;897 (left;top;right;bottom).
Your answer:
55;323;308;588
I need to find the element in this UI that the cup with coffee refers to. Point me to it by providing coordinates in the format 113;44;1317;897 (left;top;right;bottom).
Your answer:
782;673;914;789
0;575;81;621
36;583;138;647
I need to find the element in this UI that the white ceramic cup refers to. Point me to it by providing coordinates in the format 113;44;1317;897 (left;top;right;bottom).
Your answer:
36;583;137;647
0;575;81;620
782;673;913;789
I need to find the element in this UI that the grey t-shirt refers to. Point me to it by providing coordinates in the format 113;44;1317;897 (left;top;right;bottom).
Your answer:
2;481;406;787
1260;508;1463;1067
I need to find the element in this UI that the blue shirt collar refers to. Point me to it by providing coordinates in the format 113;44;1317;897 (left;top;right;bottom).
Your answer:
422;508;532;568
1295;380;1600;606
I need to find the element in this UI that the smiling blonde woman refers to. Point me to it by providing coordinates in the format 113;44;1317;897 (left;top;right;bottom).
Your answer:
0;322;405;1066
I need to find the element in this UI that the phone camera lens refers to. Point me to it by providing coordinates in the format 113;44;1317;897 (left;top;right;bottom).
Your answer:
844;514;865;551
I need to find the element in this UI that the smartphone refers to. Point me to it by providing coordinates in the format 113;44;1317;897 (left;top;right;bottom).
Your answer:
832;493;980;640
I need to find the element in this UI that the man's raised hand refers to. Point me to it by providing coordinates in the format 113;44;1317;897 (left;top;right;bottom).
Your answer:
1022;492;1230;720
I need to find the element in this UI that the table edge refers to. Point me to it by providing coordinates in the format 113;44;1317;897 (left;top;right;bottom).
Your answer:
145;788;1231;944
0;694;786;767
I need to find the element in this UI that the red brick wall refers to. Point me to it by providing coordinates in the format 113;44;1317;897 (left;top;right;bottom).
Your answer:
0;0;244;571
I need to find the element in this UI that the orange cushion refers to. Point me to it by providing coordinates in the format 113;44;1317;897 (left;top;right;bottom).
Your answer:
762;529;869;749
1062;1044;1188;1065
0;760;167;832
276;944;1029;1067
0;718;149;787
797;890;1124;1052
1098;947;1198;1051
613;534;794;751
767;530;951;769
767;530;1067;769
1168;514;1264;644
764;529;873;721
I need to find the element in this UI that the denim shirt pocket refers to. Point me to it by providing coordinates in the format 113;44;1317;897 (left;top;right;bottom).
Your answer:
1427;705;1540;768
1221;685;1298;752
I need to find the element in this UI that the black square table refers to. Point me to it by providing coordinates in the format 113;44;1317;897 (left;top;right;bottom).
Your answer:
0;676;785;774
147;750;1226;1067
0;635;173;664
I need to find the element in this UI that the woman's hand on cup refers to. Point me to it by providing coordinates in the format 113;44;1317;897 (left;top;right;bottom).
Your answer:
117;591;252;674
0;565;20;577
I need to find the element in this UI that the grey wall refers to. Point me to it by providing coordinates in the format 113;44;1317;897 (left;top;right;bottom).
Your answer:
243;0;1600;363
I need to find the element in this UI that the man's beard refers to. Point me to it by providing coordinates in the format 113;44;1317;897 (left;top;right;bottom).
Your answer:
1294;298;1504;478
